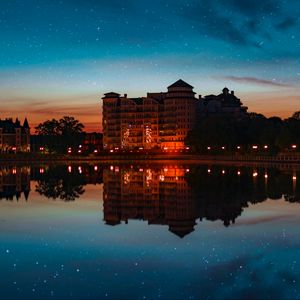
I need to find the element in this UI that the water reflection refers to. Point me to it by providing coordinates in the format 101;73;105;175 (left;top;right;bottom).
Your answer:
0;166;30;201
103;165;300;236
1;164;299;235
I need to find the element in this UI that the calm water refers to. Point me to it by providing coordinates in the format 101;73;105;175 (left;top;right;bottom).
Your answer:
1;163;300;300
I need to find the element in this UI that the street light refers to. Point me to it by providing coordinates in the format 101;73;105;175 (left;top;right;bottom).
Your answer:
292;145;297;149
252;145;258;150
264;145;268;149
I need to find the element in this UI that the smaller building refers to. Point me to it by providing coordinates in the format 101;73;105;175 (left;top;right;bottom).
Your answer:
0;118;30;153
199;87;248;118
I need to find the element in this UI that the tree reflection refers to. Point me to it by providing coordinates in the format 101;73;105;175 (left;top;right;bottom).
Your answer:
35;166;85;201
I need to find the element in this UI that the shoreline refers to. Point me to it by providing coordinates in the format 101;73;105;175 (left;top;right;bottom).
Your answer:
0;153;299;166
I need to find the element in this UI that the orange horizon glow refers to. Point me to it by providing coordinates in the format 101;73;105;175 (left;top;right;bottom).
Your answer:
0;90;299;133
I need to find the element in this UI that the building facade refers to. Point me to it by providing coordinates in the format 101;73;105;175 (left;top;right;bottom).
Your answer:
0;118;30;153
102;80;247;150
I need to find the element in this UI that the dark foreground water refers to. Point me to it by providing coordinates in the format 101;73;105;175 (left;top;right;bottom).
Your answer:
1;163;300;300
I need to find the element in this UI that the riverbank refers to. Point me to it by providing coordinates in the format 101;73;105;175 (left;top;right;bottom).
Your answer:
0;153;299;164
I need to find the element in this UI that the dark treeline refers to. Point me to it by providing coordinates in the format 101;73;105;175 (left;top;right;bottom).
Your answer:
186;165;300;226
185;111;300;154
32;116;85;153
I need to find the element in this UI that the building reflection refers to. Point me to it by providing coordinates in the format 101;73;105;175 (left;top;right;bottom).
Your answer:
0;166;30;201
103;166;198;237
103;165;300;237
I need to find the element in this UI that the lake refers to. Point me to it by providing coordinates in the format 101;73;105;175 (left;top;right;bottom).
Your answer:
1;163;300;300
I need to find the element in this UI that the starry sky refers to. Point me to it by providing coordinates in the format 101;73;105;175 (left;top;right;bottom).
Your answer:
0;0;299;132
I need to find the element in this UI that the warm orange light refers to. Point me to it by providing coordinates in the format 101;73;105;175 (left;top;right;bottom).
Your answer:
221;146;225;150
207;146;211;150
94;166;98;171
94;149;98;153
236;146;241;149
110;166;114;171
252;145;258;149
264;145;268;149
68;166;72;173
253;172;258;177
292;145;297;149
222;170;225;174
237;171;241;175
208;169;211;173
39;168;45;174
264;173;268;179
110;149;114;153
293;176;297;180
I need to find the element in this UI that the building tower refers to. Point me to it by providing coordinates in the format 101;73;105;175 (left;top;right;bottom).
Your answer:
161;79;198;150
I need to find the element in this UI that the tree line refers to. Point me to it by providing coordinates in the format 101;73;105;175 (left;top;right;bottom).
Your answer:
185;111;300;154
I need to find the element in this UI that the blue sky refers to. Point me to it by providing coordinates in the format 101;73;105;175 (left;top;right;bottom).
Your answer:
0;0;299;130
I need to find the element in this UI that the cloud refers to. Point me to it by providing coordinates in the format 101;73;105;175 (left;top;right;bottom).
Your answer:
221;76;293;87
180;0;297;50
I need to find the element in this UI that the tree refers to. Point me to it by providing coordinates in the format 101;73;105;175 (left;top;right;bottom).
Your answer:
34;116;85;153
292;111;300;120
35;116;84;136
59;116;84;136
35;119;60;135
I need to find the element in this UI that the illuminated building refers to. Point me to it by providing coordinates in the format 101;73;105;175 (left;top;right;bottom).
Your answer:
102;79;197;150
102;80;247;150
0;118;30;152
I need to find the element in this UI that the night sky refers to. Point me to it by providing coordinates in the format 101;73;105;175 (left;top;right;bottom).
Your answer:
0;0;299;131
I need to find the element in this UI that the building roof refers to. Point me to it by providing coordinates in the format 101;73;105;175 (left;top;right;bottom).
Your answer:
23;118;29;129
0;118;29;133
168;79;194;89
103;92;120;98
131;98;143;105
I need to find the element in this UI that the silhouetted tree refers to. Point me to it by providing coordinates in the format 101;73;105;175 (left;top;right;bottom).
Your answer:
34;116;85;153
292;111;300;120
